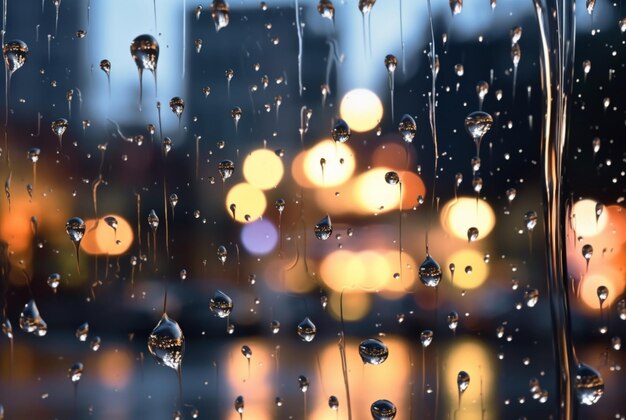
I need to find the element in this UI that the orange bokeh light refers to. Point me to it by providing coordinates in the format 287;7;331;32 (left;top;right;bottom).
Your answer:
80;215;134;255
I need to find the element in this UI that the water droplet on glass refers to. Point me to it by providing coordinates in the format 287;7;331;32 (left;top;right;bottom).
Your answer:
169;96;184;120
270;320;280;334
317;0;335;21
130;34;159;110
51;118;68;150
147;313;185;371
19;299;47;336
420;330;434;348
370;399;397;420
358;338;389;365
217;245;227;265
234;395;244;418
68;362;84;383
524;210;538;232
457;370;470;394
76;322;89;341
467;227;479;242
447;311;459;332
398;114;416;143
147;209;159;231
47;272;61;292
209;290;233;318
328;395;339;410
298;374;310;392
331;119;351;143
211;0;230;32
464;111;493;144
90;336;101;352
617;299;626;320
3;40;28;74
314;215;332;240
524;287;539;307
218;159;235;181
575;363;604;405
384;171;399;185
419;255;442;287
506;187;517;202
194;38;203;54
297;317;316;342
597;285;608;305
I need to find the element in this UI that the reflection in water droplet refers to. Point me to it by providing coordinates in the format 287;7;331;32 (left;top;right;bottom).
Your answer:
297;317;316;342
398;114;416;143
524;287;539;307
419;255;442;287
130;34;159;110
147;313;185;371
370;399;397;420
358;338;389;365
575;363;604;405
68;362;84;383
420;330;433;348
76;322;89;341
19;299;47;336
314;215;332;240
209;290;233;318
211;0;230;32
331;119;351;143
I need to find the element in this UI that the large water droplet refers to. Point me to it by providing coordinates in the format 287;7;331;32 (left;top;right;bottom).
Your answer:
211;0;230;32
331;119;351;143
457;370;470;394
398;114;416;143
3;40;29;74
147;313;185;371
370;399;397;420
19;299;47;336
209;290;233;318
358;338;389;365
419;255;442;287
575;363;604;405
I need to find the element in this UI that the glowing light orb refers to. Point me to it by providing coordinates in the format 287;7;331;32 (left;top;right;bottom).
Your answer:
243;148;284;190
441;197;496;241
225;183;266;223
339;88;383;132
303;140;356;188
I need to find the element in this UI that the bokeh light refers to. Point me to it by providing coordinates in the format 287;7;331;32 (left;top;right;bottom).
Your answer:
242;148;284;190
225;183;267;223
440;197;496;241
97;347;134;389
579;268;624;309
445;249;489;289
445;339;495;420
303;140;356;188
240;219;278;255
327;290;371;321
571;199;609;237
81;215;134;255
339;88;383;132
354;168;400;214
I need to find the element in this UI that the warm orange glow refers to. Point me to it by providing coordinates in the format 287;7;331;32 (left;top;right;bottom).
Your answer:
97;348;133;389
0;203;34;253
445;339;495;419
291;150;316;188
354;168;400;214
225;183;267;223
263;258;317;294
225;339;272;420
303;140;356;188
80;215;134;255
571;199;608;237
579;268;624;309
445;249;488;289
397;171;427;209
440;197;496;241
310;338;409;420
380;250;417;295
327;290;371;321
372;142;414;170
320;250;368;292
243;149;284;190
339;88;384;132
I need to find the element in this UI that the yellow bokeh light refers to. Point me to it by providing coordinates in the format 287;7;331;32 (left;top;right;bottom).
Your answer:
579;268;624;309
571;199;608;237
320;250;367;292
242;148;284;190
445;249;489;290
354;168;400;214
440;197;496;241
303;140;355;188
81;215;134;256
327;290;371;321
225;183;266;223
339;88;384;132
445;340;495;420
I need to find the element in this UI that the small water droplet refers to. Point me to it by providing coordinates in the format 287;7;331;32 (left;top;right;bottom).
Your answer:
370;399;397;420
209;290;233;318
297;317;316;342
